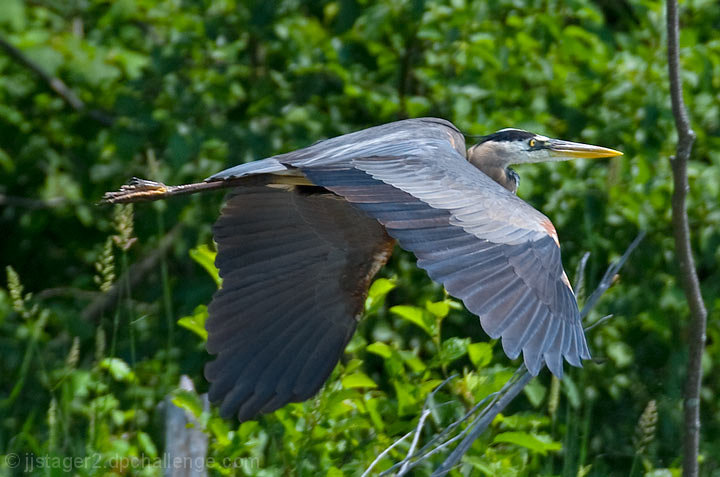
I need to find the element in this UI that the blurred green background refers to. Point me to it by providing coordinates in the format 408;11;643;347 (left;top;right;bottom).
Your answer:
1;0;718;475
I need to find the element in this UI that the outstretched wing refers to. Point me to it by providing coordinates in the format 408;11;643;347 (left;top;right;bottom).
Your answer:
205;186;393;420
302;163;589;376
264;118;591;376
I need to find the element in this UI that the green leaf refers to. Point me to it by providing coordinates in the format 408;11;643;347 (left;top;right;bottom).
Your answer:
367;341;393;358
177;305;209;341
399;350;426;373
137;431;157;459
419;379;445;395
468;342;493;368
0;147;14;173
523;379;547;408
607;341;633;368
562;374;581;409
208;418;231;446
99;358;135;382
171;389;204;418
341;372;377;389
365;277;397;311
189;245;221;287
390;305;435;336
327;466;344;477
393;381;418;416
436;337;470;365
365;397;385;431
425;300;450;319
493;431;562;455
0;0;25;30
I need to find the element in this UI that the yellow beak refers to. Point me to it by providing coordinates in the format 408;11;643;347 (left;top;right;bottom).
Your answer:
547;139;624;159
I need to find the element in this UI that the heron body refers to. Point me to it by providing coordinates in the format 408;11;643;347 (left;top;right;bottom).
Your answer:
103;117;622;421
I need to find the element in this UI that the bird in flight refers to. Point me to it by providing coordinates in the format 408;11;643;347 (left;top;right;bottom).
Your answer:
104;118;622;421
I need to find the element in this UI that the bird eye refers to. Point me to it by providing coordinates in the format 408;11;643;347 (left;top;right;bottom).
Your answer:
529;139;536;148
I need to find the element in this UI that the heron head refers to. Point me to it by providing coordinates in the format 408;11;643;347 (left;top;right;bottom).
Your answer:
467;128;623;193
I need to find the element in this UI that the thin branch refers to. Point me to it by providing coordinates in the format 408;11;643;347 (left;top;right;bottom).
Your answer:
36;287;102;301
583;314;613;333
0;35;114;126
0;194;68;209
396;374;457;476
378;385;500;476
363;433;412;477
573;251;591;302
581;231;645;319
398;409;431;475
665;2;705;476
431;370;533;476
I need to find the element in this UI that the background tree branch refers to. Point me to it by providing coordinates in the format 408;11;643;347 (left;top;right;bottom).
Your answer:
665;1;706;476
0;34;114;126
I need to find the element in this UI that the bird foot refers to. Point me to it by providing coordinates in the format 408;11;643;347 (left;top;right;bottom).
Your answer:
101;177;170;204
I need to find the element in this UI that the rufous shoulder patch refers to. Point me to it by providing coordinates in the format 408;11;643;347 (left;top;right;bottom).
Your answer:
540;218;560;247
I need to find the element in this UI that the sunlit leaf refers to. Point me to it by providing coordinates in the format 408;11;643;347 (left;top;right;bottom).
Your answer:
189;244;221;287
393;381;418;416
435;337;470;365
390;305;435;336
137;431;157;459
468;342;493;368
177;305;209;341
341;372;377;389
99;358;135;382
367;341;393;358
523;379;547;408
171;389;204;419
493;431;562;455
425;300;449;319
365;277;397;312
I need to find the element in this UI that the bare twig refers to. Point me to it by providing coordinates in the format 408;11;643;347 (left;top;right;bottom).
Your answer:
0;194;68;209
378;390;499;476
573;251;591;302
366;375;457;476
431;368;533;476
583;314;613;333
398;409;431;475
665;2;705;476
395;374;457;476
0;35;114;126
581;231;645;319
36;287;102;301
363;433;412;477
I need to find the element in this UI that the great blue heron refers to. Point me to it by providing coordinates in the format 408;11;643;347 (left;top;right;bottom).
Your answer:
104;117;622;421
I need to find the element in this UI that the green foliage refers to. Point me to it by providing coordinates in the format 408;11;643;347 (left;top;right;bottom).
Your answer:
1;0;718;475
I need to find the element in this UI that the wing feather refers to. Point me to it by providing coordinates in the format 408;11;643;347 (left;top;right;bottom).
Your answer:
302;162;590;377
205;186;393;420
